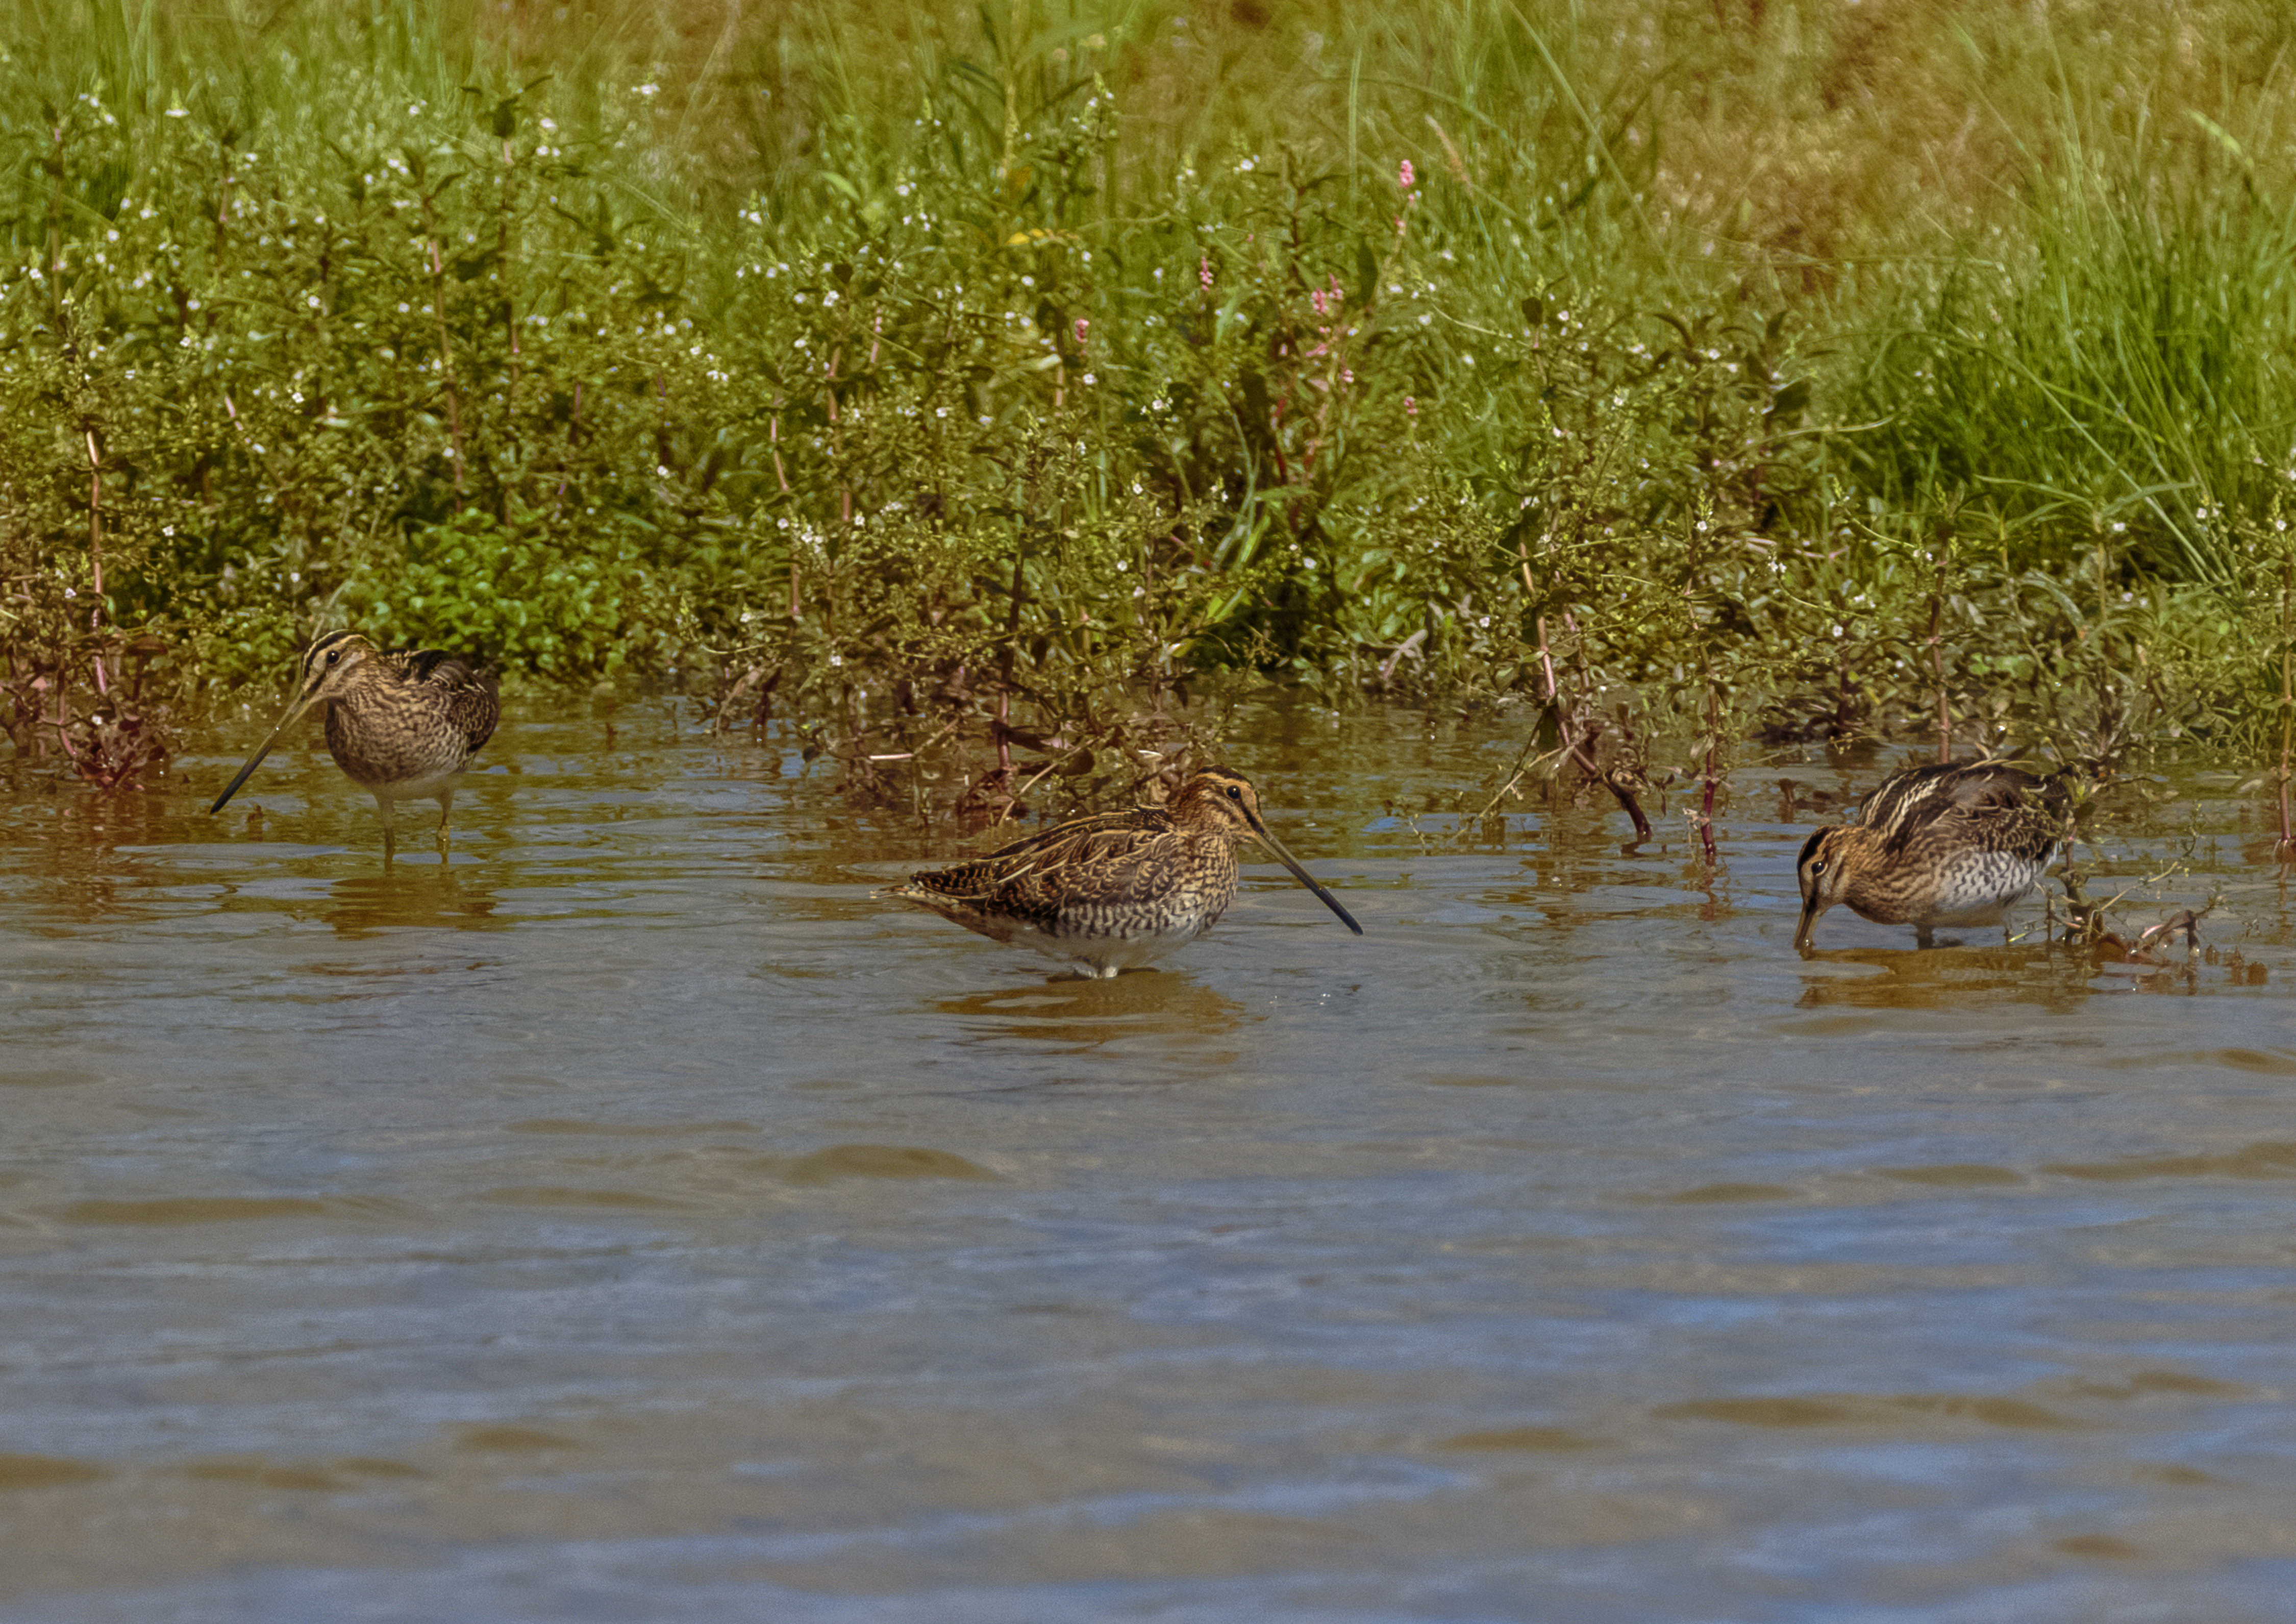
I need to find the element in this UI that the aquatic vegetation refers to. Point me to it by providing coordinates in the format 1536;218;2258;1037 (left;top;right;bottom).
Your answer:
4;0;2296;818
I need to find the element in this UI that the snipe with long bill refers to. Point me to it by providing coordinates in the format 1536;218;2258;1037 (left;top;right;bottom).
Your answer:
881;766;1363;977
1793;760;2067;951
210;631;500;859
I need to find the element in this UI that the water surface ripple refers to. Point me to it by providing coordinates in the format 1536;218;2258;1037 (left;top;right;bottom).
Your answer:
1;698;2291;1622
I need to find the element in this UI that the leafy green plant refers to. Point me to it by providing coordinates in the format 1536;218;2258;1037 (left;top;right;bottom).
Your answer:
9;0;2296;815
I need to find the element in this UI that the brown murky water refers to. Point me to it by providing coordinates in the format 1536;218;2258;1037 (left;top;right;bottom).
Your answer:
2;695;2292;1622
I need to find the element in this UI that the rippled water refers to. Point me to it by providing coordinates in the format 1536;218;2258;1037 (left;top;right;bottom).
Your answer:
2;696;2292;1622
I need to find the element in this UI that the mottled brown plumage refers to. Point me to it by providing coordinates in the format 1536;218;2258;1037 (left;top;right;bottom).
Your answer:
211;631;500;859
882;766;1363;977
1794;761;2067;951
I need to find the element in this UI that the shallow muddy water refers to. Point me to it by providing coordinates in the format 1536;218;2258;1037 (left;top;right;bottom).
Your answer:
2;696;2292;1622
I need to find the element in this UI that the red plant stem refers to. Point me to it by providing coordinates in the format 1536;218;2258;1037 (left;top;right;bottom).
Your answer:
1929;545;1951;762
85;430;108;698
1699;686;1719;865
1699;755;1718;863
996;549;1022;777
769;412;800;621
46;120;65;331
421;191;466;504
825;347;850;526
501;138;518;411
2280;553;2295;858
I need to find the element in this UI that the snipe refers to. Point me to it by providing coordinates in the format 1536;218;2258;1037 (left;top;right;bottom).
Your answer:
881;766;1363;977
210;631;501;859
1793;760;2067;951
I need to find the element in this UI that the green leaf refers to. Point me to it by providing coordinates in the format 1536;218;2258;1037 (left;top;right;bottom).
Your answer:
1765;379;1811;425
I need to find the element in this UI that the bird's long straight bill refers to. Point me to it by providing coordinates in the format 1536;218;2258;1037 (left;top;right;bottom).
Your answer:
1792;900;1825;952
1247;820;1364;936
209;694;317;814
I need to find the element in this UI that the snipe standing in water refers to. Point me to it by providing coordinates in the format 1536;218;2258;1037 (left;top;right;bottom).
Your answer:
210;631;501;859
881;766;1363;977
1793;760;2068;951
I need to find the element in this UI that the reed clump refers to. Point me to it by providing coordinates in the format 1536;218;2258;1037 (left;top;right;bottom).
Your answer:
4;0;2295;815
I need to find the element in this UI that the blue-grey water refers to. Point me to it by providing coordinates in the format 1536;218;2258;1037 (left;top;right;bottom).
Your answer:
1;696;2290;1622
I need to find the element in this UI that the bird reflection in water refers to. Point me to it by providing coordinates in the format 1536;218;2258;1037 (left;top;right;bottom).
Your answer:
1793;943;2097;1013
323;866;504;937
935;969;1247;1056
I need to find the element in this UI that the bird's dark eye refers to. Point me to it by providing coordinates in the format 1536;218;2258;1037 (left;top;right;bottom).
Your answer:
326;649;341;666
1809;859;1827;876
1225;785;1242;800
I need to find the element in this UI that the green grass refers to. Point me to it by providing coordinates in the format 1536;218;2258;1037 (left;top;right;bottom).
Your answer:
7;0;2296;801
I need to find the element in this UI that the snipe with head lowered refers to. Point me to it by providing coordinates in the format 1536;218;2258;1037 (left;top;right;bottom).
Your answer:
1793;761;2067;951
211;631;500;859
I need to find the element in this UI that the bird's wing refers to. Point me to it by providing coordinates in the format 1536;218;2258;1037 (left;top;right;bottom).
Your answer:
1881;764;2051;853
1857;764;1954;831
396;648;502;753
911;816;1174;907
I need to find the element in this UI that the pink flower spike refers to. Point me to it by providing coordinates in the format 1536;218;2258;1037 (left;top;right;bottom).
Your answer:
1200;254;1213;289
1405;396;1418;416
1073;316;1089;348
1399;158;1415;189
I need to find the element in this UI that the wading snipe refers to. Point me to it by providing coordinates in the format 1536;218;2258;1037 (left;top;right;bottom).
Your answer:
1793;760;2068;951
210;631;501;859
881;766;1363;977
